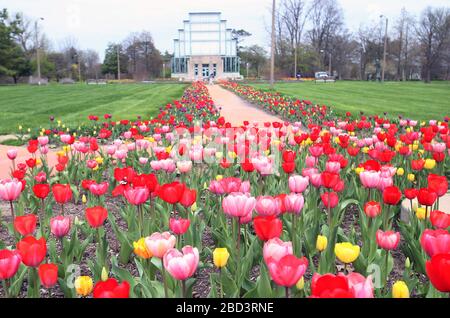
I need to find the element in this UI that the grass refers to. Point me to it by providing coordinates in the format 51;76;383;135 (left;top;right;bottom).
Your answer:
0;83;187;134
250;81;450;121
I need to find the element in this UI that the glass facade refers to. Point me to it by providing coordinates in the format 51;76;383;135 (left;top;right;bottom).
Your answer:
172;12;240;76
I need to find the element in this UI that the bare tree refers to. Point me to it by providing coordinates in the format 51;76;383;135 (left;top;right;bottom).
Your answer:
308;0;344;70
281;0;312;76
416;6;450;83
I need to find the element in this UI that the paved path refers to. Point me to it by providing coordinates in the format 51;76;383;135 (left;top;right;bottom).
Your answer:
0;145;59;179
207;84;284;126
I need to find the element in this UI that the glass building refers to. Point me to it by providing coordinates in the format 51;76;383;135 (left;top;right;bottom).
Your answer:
171;12;241;81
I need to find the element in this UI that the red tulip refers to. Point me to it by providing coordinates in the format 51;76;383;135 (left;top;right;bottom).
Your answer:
404;188;418;200
38;263;58;288
282;161;296;174
321;192;339;209
132;173;158;193
85;206;108;228
14;214;37;236
311;273;355;298
420;229;450;257
417;188;437;207
266;254;308;287
93;278;130;298
158;182;186;204
179;188;197;208
430;210;450;229
0;249;22;280
426;253;450;292
32;184;50;199
169;218;190;235
364;201;381;218
376;230;400;250
321;172;340;189
428;174;448;197
17;236;47;267
382;186;402;205
52;184;73;205
253;215;282;241
114;167;135;183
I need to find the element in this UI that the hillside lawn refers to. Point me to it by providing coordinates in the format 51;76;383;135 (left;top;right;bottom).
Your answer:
250;81;450;121
0;83;187;135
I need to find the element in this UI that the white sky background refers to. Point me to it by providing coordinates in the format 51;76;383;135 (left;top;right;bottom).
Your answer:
1;0;449;59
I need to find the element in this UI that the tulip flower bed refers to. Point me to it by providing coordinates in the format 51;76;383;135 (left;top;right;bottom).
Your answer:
1;81;450;299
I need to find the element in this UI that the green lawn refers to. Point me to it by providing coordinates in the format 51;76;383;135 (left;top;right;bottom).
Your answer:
0;83;187;134
250;81;450;121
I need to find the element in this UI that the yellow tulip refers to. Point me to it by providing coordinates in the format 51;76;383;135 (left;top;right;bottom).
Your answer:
396;168;404;176
392;281;409;298
296;277;305;290
416;207;429;220
424;159;436;170
191;202;198;212
36;159;42;166
355;167;364;175
362;147;369;154
82;195;87;204
407;174;415;182
213;248;230;268
133;238;152;259
316;235;328;252
334;242;360;264
216;175;223;181
101;267;109;282
75;276;93;297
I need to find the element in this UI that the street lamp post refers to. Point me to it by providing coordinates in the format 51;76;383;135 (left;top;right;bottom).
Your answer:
34;17;44;85
380;15;389;82
163;63;166;79
246;62;250;79
117;45;121;81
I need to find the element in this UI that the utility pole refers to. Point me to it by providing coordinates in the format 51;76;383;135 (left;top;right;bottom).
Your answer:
270;0;276;89
246;62;250;78
35;18;44;85
77;53;82;82
381;16;388;82
163;63;166;79
328;52;332;76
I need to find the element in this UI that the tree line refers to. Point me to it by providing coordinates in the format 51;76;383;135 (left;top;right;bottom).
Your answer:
239;0;450;82
0;8;166;84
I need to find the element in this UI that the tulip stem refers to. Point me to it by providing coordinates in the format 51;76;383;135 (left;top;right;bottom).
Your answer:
384;250;390;288
2;279;10;298
161;264;168;298
285;287;290;298
182;280;187;298
219;268;223;298
60;204;64;216
9;201;15;220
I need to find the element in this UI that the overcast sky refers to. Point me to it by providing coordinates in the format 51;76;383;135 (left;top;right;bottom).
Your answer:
1;0;449;59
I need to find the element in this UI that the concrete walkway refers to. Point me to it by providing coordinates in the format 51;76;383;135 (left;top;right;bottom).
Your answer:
207;84;284;127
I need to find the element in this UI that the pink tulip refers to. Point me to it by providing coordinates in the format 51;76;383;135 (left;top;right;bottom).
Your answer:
115;149;128;160
145;232;176;258
360;171;381;188
106;145;117;156
377;177;393;192
34;172;47;183
239;209;253;224
169;218;190;235
288;175;309;193
376;230;400;250
124;187;149;205
305;156;316;168
266;254;308;287
309;145;323;157
325;161;341;174
7;149;18;160
89;182;109;196
50;216;71;238
239;181;251;194
222;193;256;219
60;134;72;144
139;157;149;165
177;161;193;173
255;196;281;216
309;173;322;188
0;249;22;280
163;246;199;280
86;160;98;169
38;136;49;146
263;238;293;263
0;179;22;202
345;273;374;298
420;229;450;257
284;193;304;215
